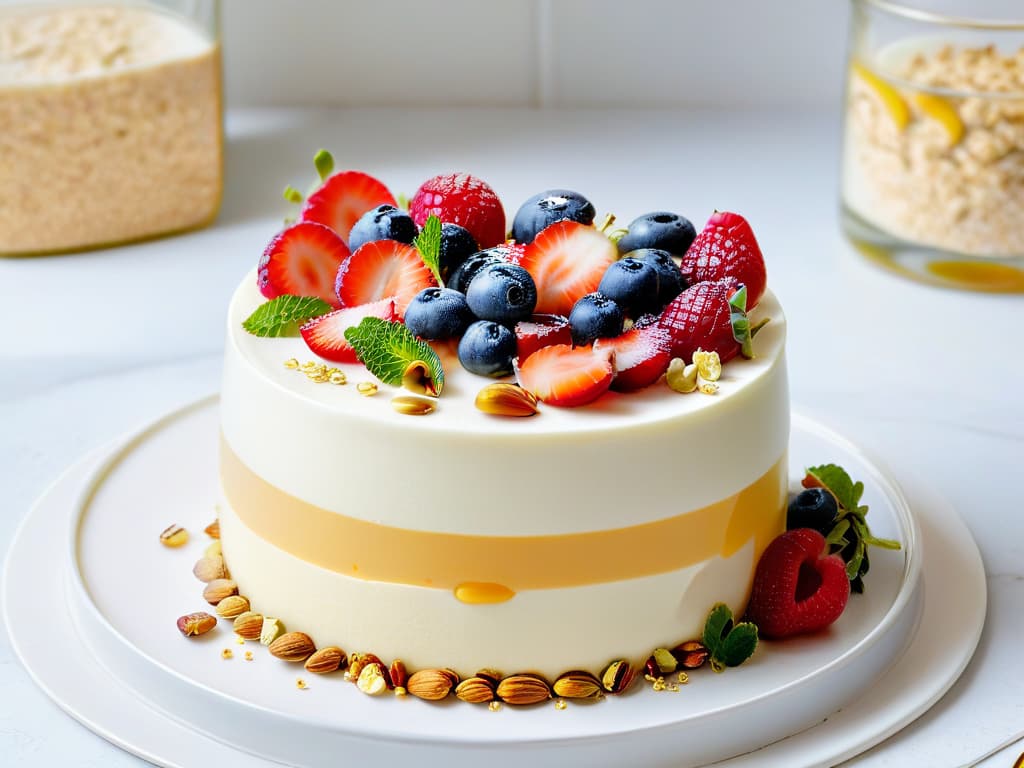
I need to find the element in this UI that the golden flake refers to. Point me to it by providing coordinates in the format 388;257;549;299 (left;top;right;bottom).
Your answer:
677;671;689;685
296;678;308;690
221;648;233;660
244;651;254;661
488;701;502;712
554;699;567;710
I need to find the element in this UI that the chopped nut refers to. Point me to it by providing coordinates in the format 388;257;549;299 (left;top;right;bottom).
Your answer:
475;382;540;417
192;556;227;582
221;648;233;660
407;668;456;701
496;674;552;706
215;595;250;619
391;395;435;416
651;648;678;675
666;358;698;394
202;578;238;605
455;676;496;704
245;651;253;661
296;678;308;690
389;659;408;690
401;360;438;396
204;520;221;539
260;617;284;646
268;632;316;662
159;524;188;547
698;380;719;395
356;662;389;695
356;382;378;396
233;611;264;640
693;349;722;382
600;660;637;695
672;640;710;670
305;646;347;675
552;671;603;700
176;611;216;637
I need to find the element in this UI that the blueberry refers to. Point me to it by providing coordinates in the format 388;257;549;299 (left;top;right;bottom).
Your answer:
466;264;537;324
786;489;841;536
617;211;696;257
348;204;418;252
568;292;624;346
597;257;661;317
447;249;508;294
403;287;474;340
458;320;517;377
511;189;596;245
438;223;479;280
626;248;688;307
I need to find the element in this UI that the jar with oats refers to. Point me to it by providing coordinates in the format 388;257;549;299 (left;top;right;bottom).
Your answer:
0;0;221;255
841;0;1024;292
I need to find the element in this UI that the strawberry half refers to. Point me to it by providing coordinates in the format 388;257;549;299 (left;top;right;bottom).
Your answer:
657;278;751;364
517;220;617;316
516;343;614;407
299;298;397;363
334;240;437;317
258;221;351;307
680;211;767;308
409;173;506;249
300;170;397;246
514;314;572;363
744;528;851;639
593;321;673;392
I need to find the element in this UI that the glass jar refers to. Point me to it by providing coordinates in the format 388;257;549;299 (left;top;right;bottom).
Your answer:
841;0;1024;292
0;0;222;255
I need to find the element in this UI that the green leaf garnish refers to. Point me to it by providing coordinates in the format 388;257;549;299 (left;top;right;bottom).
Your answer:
344;317;445;395
807;464;858;511
242;296;333;337
414;214;443;286
702;603;732;655
313;149;334;182
283;185;304;204
729;286;755;359
702;603;758;672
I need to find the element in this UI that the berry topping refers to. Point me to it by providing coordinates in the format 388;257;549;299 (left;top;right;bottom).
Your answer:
517;220;617;316
568;292;624;346
657;278;747;363
347;204;418;253
593;322;673;392
466;263;538;324
403;287;474;340
258;221;351;307
744;529;851;639
597;257;662;317
514;314;572;362
680;211;767;308
300;170;397;246
787;489;840;537
511;189;596;245
334;240;437;317
447;245;522;294
458;320;517;377
299;298;397;363
617;211;696;257
516;343;615;407
438;223;479;280
409;173;506;249
627;248;688;307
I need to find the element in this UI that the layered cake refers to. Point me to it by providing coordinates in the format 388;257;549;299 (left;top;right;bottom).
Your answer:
214;163;790;685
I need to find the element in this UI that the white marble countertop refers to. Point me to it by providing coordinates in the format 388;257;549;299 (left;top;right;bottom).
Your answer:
1;108;1022;767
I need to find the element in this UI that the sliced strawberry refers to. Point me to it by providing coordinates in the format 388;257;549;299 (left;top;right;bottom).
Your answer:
593;322;673;392
299;298;397;363
514;314;572;362
516;343;614;407
334;240;437;317
409;173;506;249
680;211;767;308
258;221;350;307
657;278;746;363
517;220;617;316
300;171;397;246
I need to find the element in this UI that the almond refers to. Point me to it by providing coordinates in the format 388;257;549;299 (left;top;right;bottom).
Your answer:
215;595;250;619
407;668;455;701
305;646;347;674
552;671;603;699
232;611;263;639
204;520;221;539
192;556;226;582
475;382;539;417
455;676;495;704
497;674;552;705
268;631;316;662
202;578;238;605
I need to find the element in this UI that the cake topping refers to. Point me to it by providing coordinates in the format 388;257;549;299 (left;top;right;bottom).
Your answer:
617;211;697;258
176;612;216;638
511;189;596;245
334;239;437;317
243;295;334;338
297;299;397;363
159;523;188;548
701;602;759;671
299;167;397;246
516;343;615;407
680;211;767;309
474;382;539;417
592;321;673;392
409;173;506;250
344;317;445;395
258;221;350;307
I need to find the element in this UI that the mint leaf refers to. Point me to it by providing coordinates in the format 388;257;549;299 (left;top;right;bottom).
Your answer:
313;149;334;182
703;603;733;656
718;622;759;668
414;214;443;285
344;318;444;395
729;286;754;359
824;519;851;547
242;296;333;337
806;464;858;511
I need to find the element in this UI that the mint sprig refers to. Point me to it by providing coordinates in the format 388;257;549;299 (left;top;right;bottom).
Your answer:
806;463;902;592
414;214;443;286
344;318;445;395
702;603;758;671
242;296;333;337
729;286;756;359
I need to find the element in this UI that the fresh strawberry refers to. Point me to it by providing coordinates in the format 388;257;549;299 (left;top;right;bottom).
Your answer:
300;171;396;246
679;211;767;308
258;221;351;306
516;343;615;407
334;240;437;317
744;529;851;639
593;321;673;392
657;278;750;363
517;220;617;316
514;314;572;362
299;298;397;363
409;173;506;249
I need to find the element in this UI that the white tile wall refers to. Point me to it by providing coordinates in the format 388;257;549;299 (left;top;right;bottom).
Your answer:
223;0;851;108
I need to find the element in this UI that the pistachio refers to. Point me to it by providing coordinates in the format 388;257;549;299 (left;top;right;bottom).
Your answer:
204;540;222;558
176;611;216;637
601;660;637;695
552;671;603;699
204;520;221;539
407;668;456;701
215;595;250;619
693;349;722;382
672;640;710;670
232;611;264;640
666;358;698;393
496;674;552;706
652;647;678;675
268;632;316;662
389;659;408;690
159;524;188;547
202;578;238;605
260;617;284;645
455;676;496;704
391;395;435;416
305;646;347;674
401;360;439;397
475;382;539;417
356;661;389;695
192;555;226;583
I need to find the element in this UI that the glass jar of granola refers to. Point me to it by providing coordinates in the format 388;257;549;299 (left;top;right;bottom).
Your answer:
841;0;1024;292
0;0;221;255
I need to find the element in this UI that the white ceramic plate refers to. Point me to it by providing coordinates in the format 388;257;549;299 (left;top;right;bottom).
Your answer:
3;398;985;767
